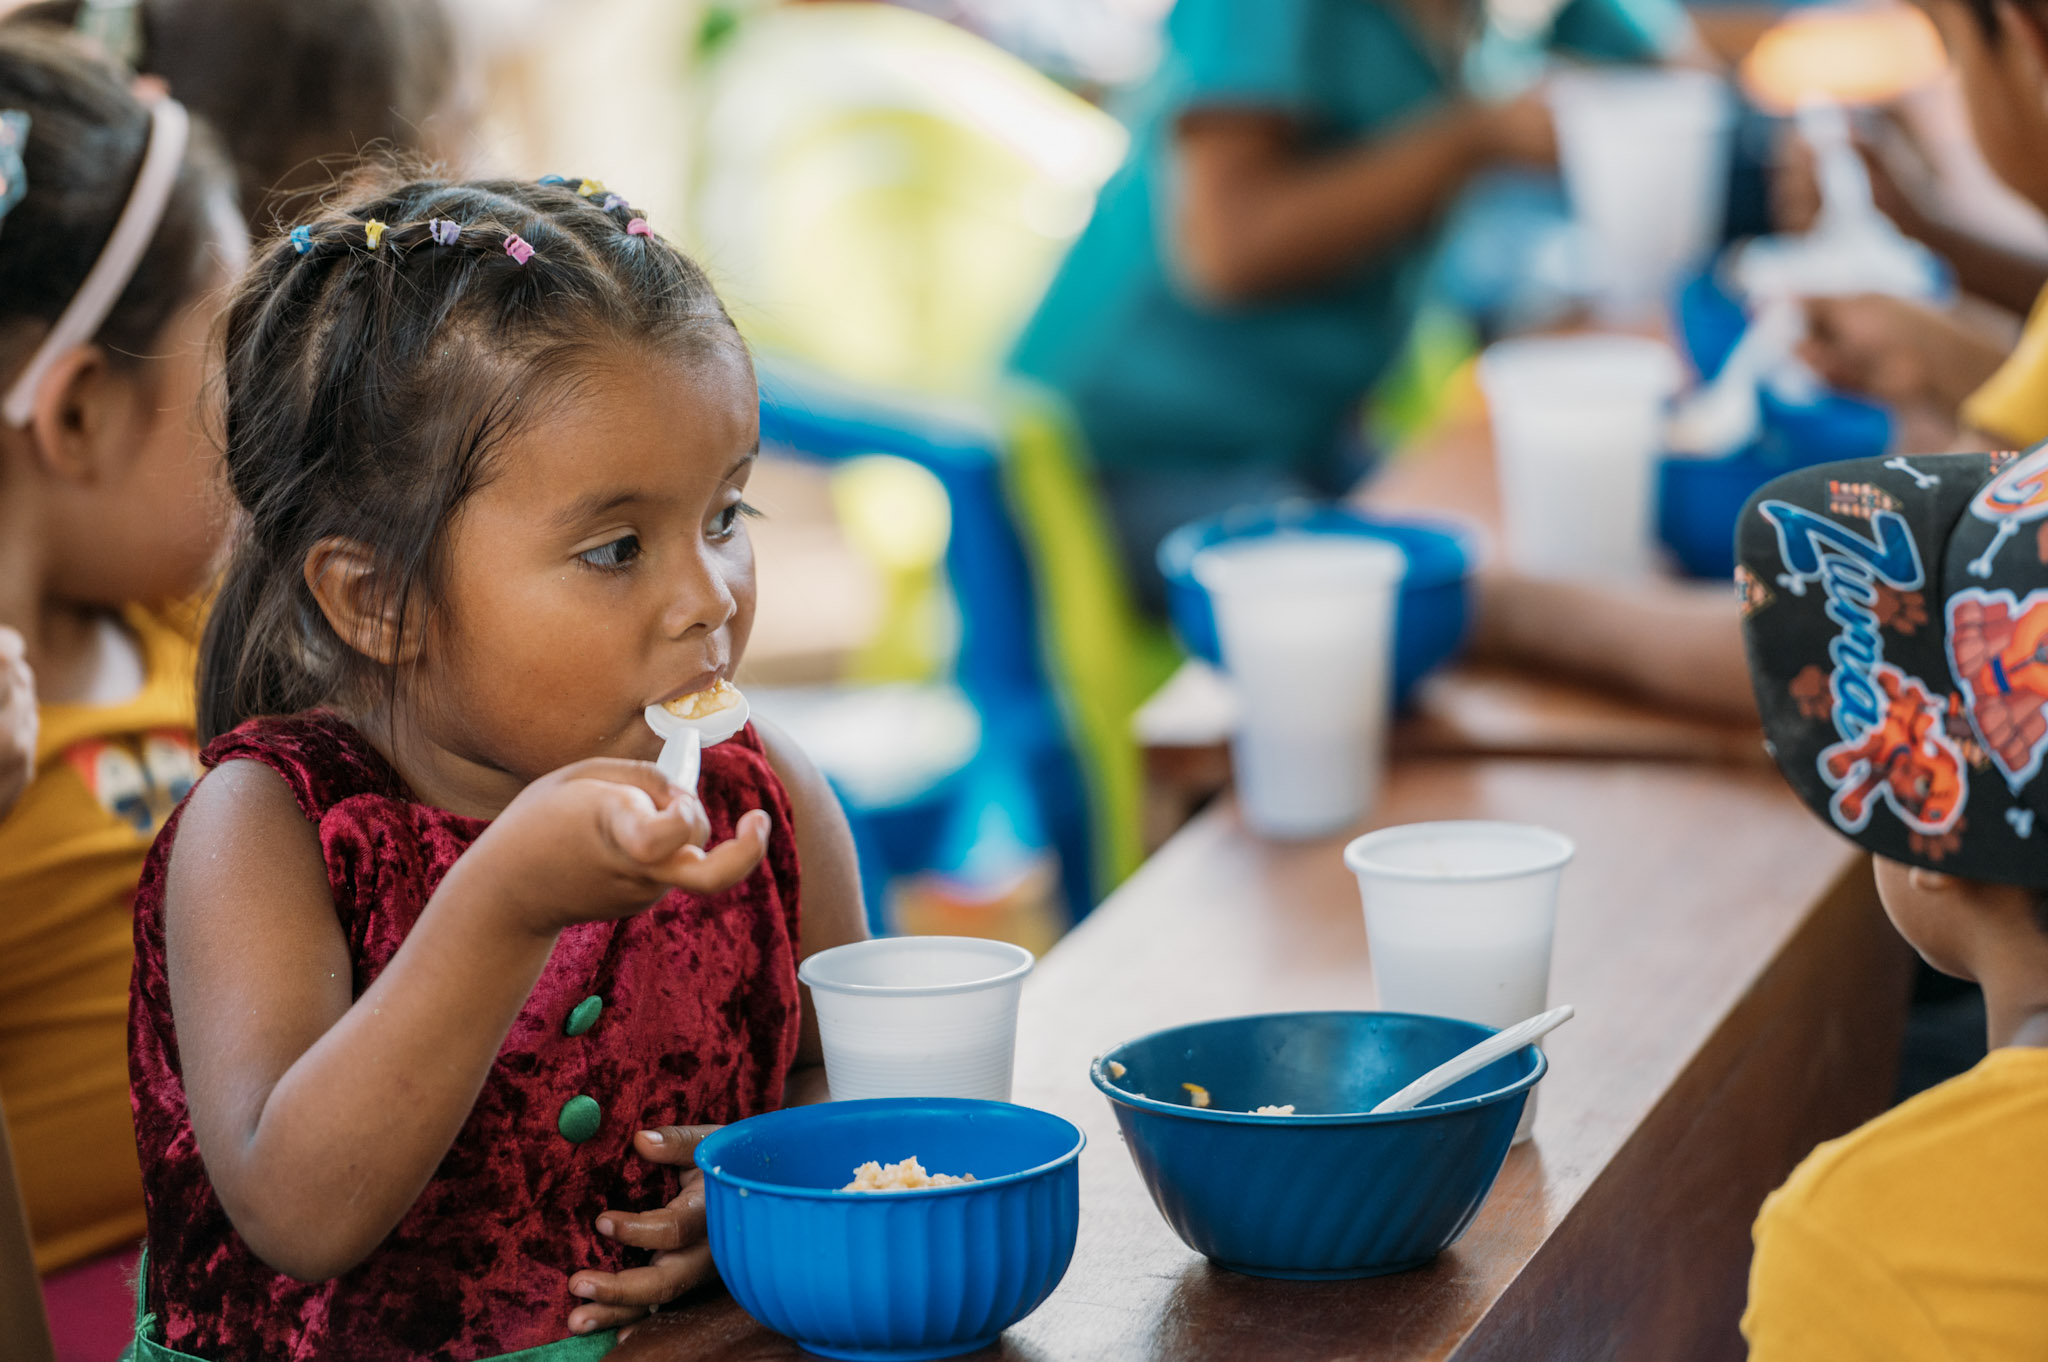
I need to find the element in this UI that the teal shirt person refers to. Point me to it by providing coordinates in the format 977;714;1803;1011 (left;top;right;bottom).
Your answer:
1009;0;1686;600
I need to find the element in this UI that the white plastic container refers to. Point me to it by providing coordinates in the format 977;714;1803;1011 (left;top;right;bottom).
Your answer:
1191;535;1407;840
1550;69;1734;316
1478;333;1682;579
1344;820;1574;1141
798;936;1033;1101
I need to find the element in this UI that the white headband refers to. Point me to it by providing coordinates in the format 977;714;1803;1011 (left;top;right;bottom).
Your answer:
3;97;191;428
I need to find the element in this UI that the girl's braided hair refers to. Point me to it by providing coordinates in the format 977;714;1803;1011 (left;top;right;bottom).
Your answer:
197;171;745;743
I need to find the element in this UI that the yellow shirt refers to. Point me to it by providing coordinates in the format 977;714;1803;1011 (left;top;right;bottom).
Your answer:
1743;1045;2048;1361
0;607;199;1273
1961;285;2048;446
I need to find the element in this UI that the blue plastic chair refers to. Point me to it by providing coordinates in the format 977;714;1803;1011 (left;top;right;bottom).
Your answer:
755;360;1096;930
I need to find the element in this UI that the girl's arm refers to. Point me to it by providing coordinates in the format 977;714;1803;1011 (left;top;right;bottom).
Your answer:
754;716;867;1106
1172;96;1554;304
165;757;769;1282
562;720;866;1335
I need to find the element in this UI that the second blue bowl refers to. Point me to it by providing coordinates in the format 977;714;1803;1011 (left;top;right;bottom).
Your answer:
697;1098;1084;1360
1157;504;1477;707
1093;1012;1541;1280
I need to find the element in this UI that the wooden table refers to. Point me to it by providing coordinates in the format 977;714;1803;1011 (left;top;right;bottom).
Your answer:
618;752;1913;1362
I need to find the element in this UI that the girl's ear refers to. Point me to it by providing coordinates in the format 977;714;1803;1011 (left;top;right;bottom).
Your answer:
304;537;421;667
1906;865;1959;894
24;346;120;485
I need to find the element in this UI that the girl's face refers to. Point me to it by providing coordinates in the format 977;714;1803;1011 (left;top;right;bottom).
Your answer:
413;342;760;793
47;257;234;609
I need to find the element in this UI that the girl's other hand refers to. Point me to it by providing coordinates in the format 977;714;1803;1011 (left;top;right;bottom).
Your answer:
567;1124;722;1337
463;759;771;936
0;628;36;820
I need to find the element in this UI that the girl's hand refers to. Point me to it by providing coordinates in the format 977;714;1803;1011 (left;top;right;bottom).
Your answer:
0;628;36;820
463;759;771;937
567;1125;721;1336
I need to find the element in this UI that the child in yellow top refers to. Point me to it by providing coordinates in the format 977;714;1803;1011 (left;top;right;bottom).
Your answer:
1734;445;2048;1358
0;29;240;1272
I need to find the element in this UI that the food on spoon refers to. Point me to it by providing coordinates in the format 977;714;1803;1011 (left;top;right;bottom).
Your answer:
842;1157;976;1192
1106;1061;1126;1079
661;678;742;721
1182;1083;1211;1109
1253;1105;1296;1116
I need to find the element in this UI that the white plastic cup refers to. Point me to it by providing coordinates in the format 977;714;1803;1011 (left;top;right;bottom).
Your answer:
1192;535;1407;840
798;936;1033;1102
1478;334;1682;579
1344;821;1574;1142
1550;69;1734;316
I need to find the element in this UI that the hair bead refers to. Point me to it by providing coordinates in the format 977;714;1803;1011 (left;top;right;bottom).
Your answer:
625;218;651;238
503;233;534;264
364;218;387;250
576;178;604;197
427;218;460;246
537;174;568;186
288;224;313;255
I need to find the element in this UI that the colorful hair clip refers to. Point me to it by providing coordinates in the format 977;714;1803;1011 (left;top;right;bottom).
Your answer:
537;174;569;186
504;233;535;264
364;219;387;250
577;178;605;197
625;218;651;238
289;224;313;255
428;218;460;246
601;194;625;212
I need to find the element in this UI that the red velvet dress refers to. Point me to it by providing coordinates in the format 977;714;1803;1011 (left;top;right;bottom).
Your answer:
127;713;804;1360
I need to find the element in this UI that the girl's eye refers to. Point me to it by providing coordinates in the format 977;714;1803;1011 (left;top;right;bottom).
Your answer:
712;500;760;539
578;534;642;570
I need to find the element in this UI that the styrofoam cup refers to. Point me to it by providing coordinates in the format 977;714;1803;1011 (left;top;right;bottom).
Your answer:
1550;69;1734;315
1478;334;1682;579
1344;821;1574;1142
1192;535;1407;840
799;936;1033;1102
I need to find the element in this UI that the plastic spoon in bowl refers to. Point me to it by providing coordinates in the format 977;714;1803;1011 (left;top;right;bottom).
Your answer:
1369;1005;1576;1115
644;684;751;791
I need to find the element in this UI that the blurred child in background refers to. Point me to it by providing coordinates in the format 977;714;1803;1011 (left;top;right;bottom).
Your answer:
7;0;462;227
1787;0;2048;449
0;20;239;1288
1008;0;1696;612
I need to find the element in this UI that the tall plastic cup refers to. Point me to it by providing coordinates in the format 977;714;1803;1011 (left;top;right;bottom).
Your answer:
1550;69;1734;317
799;936;1033;1102
1344;821;1574;1142
1192;535;1407;840
1478;334;1682;579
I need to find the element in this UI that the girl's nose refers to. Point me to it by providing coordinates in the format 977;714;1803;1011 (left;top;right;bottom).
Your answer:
664;547;738;639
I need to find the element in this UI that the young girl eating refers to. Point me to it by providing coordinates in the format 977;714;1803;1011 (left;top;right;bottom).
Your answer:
128;174;864;1359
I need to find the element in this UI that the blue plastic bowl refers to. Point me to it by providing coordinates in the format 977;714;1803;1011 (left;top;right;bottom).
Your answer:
1092;1012;1543;1280
697;1098;1085;1360
1157;504;1477;708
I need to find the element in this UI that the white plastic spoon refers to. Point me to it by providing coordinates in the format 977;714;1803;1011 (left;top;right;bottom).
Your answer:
644;687;751;791
1369;1004;1576;1115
